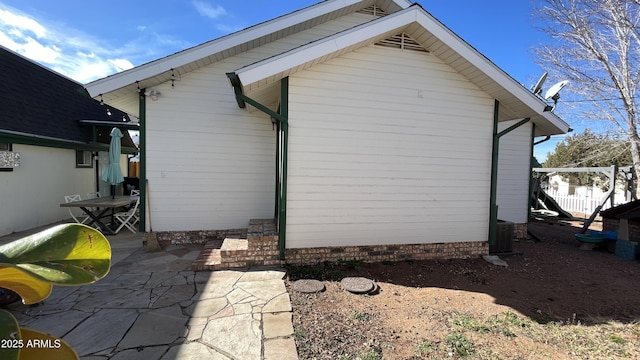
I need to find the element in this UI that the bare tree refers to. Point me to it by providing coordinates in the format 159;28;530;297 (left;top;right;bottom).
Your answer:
534;0;640;192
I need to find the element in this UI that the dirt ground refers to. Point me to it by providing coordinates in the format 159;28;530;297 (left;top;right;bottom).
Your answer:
286;217;640;359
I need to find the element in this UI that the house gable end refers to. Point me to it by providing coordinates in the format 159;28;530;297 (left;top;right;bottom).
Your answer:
231;5;570;136
85;0;412;115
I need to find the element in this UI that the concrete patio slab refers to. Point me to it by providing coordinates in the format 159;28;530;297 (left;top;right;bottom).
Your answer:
202;313;261;360
119;305;187;348
0;225;299;359
161;342;232;360
64;308;139;356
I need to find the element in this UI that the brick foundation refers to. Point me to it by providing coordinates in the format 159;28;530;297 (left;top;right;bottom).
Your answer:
284;241;488;265
149;228;248;247
514;223;527;240
190;219;490;269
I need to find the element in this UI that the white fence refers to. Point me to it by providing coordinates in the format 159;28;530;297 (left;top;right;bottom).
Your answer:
545;191;630;215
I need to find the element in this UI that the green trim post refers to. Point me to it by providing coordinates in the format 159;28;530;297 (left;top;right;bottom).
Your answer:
489;100;500;248
528;124;536;221
226;72;290;260
278;77;289;260
488;103;530;250
138;89;146;232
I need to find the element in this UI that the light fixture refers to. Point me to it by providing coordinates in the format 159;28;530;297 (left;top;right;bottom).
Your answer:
144;89;161;101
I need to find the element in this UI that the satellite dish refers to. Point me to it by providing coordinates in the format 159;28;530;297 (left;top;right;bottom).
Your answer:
544;80;569;100
531;72;548;96
542;79;569;112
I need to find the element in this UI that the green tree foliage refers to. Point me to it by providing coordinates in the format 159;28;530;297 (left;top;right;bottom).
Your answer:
543;129;632;188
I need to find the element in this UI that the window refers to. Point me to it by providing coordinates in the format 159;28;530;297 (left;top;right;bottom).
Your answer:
0;143;16;172
76;150;93;168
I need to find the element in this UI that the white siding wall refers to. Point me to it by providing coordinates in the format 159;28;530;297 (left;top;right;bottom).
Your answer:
286;45;494;248
0;144;96;236
496;121;532;224
145;72;276;231
144;13;378;231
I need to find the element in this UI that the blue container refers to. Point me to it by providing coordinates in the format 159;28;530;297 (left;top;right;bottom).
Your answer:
615;239;639;260
590;230;618;241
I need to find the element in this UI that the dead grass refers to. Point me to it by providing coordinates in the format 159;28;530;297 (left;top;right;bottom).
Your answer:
288;219;640;359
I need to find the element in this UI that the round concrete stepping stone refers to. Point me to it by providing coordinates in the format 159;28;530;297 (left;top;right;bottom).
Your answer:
340;277;375;294
290;279;325;293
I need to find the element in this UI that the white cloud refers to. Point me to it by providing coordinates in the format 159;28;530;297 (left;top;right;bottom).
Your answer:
0;6;142;83
0;9;46;38
109;58;135;72
192;1;227;19
16;38;61;63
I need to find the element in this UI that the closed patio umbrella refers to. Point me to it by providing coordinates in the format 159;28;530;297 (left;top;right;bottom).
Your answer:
101;127;125;198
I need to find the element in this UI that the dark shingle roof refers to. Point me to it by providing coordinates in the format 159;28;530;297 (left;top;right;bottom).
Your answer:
600;200;640;220
0;46;136;150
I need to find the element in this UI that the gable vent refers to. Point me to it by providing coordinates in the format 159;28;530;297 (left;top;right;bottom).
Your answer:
357;5;387;16
375;33;430;53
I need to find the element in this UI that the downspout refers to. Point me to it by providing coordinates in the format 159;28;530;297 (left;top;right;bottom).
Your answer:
488;98;530;249
138;89;147;232
226;73;289;260
533;135;550;146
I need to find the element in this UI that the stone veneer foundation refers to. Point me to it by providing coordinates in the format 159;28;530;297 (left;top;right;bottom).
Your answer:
188;219;489;270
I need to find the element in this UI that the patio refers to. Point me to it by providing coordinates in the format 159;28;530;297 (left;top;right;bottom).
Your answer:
0;223;298;360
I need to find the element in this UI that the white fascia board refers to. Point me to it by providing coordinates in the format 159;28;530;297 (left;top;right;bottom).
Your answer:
85;0;366;97
411;10;570;133
236;8;418;86
393;0;414;8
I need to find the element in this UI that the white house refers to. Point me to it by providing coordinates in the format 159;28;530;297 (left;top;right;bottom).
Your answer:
85;1;569;265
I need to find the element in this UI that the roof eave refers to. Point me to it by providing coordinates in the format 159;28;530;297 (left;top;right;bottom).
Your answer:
85;0;413;98
233;6;570;136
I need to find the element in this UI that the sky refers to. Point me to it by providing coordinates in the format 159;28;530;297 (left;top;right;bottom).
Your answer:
0;0;570;161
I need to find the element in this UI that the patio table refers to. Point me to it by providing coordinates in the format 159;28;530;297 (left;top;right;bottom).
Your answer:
60;195;139;235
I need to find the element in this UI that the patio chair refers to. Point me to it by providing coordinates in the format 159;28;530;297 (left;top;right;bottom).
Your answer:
114;197;140;233
64;194;89;224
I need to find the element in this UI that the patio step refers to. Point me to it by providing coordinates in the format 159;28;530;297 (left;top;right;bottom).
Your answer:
191;238;248;270
190;219;279;270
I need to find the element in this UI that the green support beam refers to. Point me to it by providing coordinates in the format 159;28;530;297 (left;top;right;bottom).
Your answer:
138;89;147;232
528;124;536;221
226;72;289;260
488;99;530;250
278;77;289;260
488;100;500;249
0;131;106;152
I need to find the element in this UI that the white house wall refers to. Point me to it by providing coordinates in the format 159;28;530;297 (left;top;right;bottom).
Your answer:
143;12;379;231
286;45;495;248
496;120;532;224
0;144;97;236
